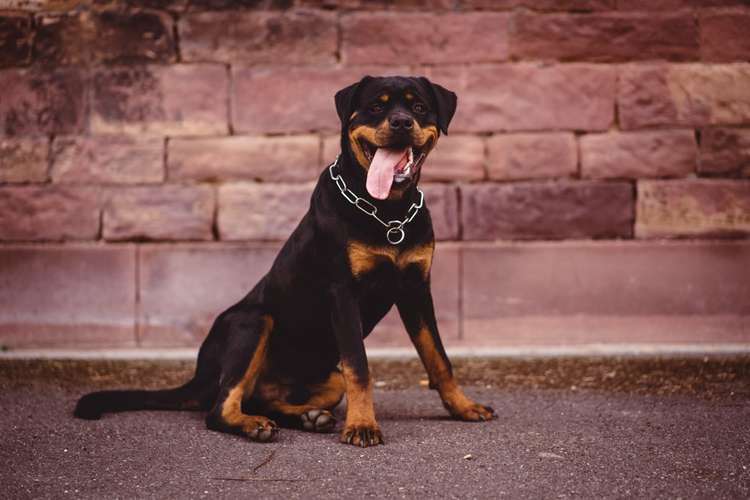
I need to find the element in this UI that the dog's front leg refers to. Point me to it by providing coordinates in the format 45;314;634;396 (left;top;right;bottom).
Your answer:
330;284;384;447
397;283;496;422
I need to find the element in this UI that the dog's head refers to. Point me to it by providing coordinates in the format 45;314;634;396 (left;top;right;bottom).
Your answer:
335;76;457;200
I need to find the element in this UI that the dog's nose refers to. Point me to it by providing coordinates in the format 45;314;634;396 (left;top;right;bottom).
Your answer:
389;114;413;130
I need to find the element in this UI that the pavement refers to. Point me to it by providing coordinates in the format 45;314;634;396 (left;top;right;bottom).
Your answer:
1;355;749;499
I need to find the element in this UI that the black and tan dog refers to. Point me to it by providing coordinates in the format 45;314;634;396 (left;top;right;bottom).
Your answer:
75;76;495;447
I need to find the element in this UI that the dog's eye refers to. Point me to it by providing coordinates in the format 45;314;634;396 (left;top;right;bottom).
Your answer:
369;103;384;114
412;102;427;114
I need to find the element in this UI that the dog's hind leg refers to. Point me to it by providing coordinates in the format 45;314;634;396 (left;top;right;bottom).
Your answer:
204;310;279;442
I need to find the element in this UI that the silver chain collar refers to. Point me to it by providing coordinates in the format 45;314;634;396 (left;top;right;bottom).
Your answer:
328;155;424;245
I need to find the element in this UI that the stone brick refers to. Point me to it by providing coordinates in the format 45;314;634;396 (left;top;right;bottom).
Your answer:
321;135;342;166
461;240;750;345
420;183;459;240
0;12;32;67
0;245;137;348
511;12;698;62
341;12;509;65
300;0;453;8
0;186;100;241
487;133;576;180
51;136;164;184
0;137;48;183
580;130;696;179
0;67;87;136
636;180;750;238
103;185;215;241
92;64;228;137
232;66;406;134
617;0;747;9
428;64;615;132
218;183;314;240
699;128;750;176
618;64;750;129
460;0;615;9
461;181;633;240
700;9;750;62
168;135;321;182
138;243;280;346
180;10;336;64
422;135;485;182
34;9;175;65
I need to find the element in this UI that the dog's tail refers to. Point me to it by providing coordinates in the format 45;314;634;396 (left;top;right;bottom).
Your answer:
73;375;216;420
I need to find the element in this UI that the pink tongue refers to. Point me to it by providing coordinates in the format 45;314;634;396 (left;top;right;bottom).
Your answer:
366;148;409;200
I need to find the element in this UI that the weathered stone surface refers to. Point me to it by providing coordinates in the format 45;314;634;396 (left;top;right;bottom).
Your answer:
138;243;280;346
218;182;314;240
700;9;750;62
180;9;336;64
636;180;750;238
618;64;750;129
103;185;215;241
0;186;100;241
699;128;750;176
0;12;32;67
618;0;747;10
580;130;696;179
168;135;321;182
461;181;633;240
34;9;175;65
422;135;485;181
0;67;87;136
511;12;698;62
51;136;164;184
321;135;342;166
428;64;615;132
0;245;137;348
487;133;576;180
232;66;405;134
460;0;615;9
461;240;750;345
92;64;228;136
342;12;509;65
0;137;48;183
300;0;453;8
421;183;459;240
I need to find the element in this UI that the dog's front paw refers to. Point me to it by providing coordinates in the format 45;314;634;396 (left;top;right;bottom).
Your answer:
446;402;496;422
242;416;279;442
340;423;384;447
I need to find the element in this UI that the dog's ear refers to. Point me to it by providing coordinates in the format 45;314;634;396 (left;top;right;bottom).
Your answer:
418;77;457;135
335;76;373;125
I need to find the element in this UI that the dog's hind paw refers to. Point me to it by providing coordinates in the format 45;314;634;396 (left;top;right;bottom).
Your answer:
301;409;336;433
242;417;279;443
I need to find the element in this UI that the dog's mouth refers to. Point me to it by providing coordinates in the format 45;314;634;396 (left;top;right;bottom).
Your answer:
360;138;432;200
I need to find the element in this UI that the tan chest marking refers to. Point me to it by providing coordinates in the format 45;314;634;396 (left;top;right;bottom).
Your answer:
347;241;434;280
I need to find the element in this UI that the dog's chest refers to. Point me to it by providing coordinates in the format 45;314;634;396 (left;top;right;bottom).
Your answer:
346;240;433;282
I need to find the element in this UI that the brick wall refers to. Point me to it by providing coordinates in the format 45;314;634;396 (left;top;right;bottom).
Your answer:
1;0;749;349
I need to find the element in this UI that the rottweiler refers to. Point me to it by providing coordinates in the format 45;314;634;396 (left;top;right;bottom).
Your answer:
74;75;496;447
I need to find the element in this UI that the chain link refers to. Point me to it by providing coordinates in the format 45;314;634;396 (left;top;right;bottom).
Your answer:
328;155;424;245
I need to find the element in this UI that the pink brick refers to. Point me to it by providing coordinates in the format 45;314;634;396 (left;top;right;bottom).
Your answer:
580;130;696;179
321;135;342;167
700;9;750;62
232;66;407;134
636;179;750;238
0;245;137;348
0;12;32;67
51;136;164;184
300;0;454;8
512;12;698;62
487;133;576;180
618;64;750;129
180;10;336;64
460;240;750;345
218;183;314;241
0;67;87;135
342;12;509;65
461;181;633;240
103;185;215;241
168;135;321;182
0;137;48;183
92;64;228;136
461;0;615;9
138;243;280;346
617;0;746;9
422;135;485;182
699;128;750;176
0;186;100;241
428;64;615;132
420;183;459;241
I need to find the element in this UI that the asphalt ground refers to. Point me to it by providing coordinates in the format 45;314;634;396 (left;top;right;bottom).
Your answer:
1;356;749;499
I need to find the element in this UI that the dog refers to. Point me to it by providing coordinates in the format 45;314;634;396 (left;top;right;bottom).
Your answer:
74;76;496;447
